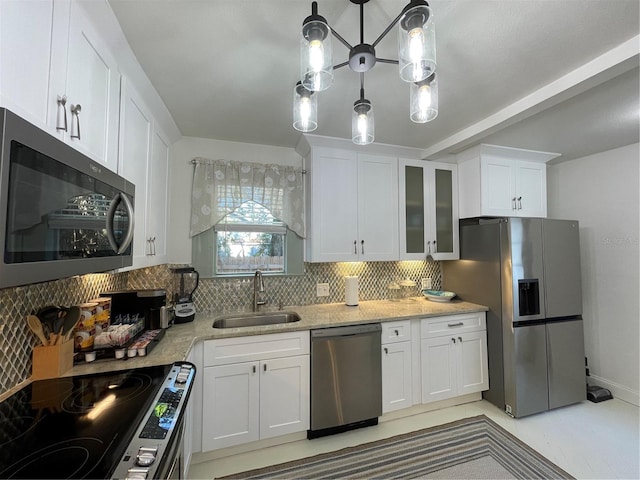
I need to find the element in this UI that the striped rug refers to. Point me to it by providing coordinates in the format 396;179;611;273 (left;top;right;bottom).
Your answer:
218;415;573;479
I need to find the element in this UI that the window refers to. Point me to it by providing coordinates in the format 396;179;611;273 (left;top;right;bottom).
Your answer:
215;201;286;274
190;159;305;277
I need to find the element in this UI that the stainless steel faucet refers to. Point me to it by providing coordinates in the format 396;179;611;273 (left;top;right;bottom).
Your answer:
253;270;267;312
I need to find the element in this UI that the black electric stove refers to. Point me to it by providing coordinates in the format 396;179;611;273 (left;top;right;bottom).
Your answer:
0;362;195;479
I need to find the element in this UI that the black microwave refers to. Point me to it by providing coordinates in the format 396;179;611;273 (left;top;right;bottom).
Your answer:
0;108;135;289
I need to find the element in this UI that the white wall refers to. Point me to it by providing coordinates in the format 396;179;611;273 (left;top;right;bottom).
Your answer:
547;143;639;405
167;137;302;264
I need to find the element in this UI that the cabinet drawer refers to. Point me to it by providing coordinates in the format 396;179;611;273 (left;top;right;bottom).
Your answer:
421;313;486;338
204;331;310;367
381;320;412;344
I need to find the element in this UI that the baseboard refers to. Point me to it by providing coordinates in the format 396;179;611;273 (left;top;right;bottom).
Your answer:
380;392;483;423
589;374;639;406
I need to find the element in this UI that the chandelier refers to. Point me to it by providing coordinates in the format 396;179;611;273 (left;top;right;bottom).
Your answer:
293;0;438;145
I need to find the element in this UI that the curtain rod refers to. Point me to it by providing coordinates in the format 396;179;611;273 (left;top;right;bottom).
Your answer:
191;158;306;173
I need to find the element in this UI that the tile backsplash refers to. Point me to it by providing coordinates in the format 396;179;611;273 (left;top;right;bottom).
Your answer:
0;261;440;397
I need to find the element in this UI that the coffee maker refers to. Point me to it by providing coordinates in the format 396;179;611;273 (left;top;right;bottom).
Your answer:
102;289;167;329
171;267;199;323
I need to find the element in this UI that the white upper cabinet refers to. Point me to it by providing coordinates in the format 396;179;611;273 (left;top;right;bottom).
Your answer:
0;0;66;127
457;144;559;219
399;159;459;260
306;147;399;262
119;78;151;266
62;1;120;171
118;77;170;269
0;0;120;171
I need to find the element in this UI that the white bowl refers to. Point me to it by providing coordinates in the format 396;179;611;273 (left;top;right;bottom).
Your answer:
422;290;456;302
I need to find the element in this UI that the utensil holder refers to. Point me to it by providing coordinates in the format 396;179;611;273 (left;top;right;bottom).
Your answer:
32;339;74;379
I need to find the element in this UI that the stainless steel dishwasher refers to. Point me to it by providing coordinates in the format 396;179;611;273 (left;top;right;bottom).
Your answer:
308;323;382;439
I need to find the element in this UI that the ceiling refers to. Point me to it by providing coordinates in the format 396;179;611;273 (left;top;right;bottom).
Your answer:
109;0;639;162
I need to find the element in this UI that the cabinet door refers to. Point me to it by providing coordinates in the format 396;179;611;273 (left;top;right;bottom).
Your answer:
456;331;489;395
421;336;456;403
426;163;458;260
382;342;413;413
398;159;427;260
0;0;65;129
357;154;399;261
202;363;259;451
118;79;151;266
480;157;516;216
515;162;547;217
308;148;358;262
147;130;170;262
259;355;310;439
65;2;120;170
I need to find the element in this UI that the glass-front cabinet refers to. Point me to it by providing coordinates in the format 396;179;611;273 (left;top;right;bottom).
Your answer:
399;159;459;260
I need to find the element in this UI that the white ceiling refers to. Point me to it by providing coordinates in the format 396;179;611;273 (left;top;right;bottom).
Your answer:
109;0;640;162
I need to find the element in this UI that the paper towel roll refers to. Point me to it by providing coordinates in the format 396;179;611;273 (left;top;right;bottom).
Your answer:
345;276;359;306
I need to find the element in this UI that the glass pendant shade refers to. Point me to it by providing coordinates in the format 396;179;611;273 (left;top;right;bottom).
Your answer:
293;82;317;132
300;19;333;92
352;99;374;145
398;3;436;83
410;73;438;123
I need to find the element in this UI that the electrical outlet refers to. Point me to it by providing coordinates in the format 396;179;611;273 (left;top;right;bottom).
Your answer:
421;277;432;290
316;283;330;297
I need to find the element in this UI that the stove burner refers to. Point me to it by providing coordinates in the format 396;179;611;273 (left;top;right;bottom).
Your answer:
0;438;103;479
0;416;41;447
61;372;154;414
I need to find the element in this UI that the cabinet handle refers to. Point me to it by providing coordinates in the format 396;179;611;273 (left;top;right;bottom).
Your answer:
70;104;81;140
361;240;365;255
384;347;388;354
458;336;462;342
354;240;357;254
263;363;267;372
448;322;464;327
517;196;522;210
394;329;399;336
151;236;156;256
252;365;256;373
56;95;68;132
433;240;437;253
512;197;517;210
452;338;456;343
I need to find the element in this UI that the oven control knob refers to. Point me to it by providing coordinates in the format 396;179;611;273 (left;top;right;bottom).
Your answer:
136;447;157;467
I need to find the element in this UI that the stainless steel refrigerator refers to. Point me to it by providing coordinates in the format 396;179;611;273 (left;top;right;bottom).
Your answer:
443;217;586;417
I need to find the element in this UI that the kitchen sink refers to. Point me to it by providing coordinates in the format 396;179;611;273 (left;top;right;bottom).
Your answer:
212;311;301;329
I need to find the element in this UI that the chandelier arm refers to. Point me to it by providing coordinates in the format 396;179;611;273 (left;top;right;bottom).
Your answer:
333;61;350;70
371;10;405;48
375;58;399;65
330;28;354;51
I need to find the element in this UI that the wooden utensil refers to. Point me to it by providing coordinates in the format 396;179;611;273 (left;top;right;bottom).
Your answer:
27;315;49;346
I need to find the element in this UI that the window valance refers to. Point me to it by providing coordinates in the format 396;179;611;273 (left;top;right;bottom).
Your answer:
190;158;305;238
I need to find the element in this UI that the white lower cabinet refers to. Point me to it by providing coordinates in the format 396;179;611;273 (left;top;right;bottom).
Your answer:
381;321;413;413
420;314;489;403
201;332;309;451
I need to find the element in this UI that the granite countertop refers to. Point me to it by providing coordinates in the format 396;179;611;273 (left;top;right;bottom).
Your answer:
66;297;487;377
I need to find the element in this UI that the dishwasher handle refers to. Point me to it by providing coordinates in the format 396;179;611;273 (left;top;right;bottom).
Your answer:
311;323;381;338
